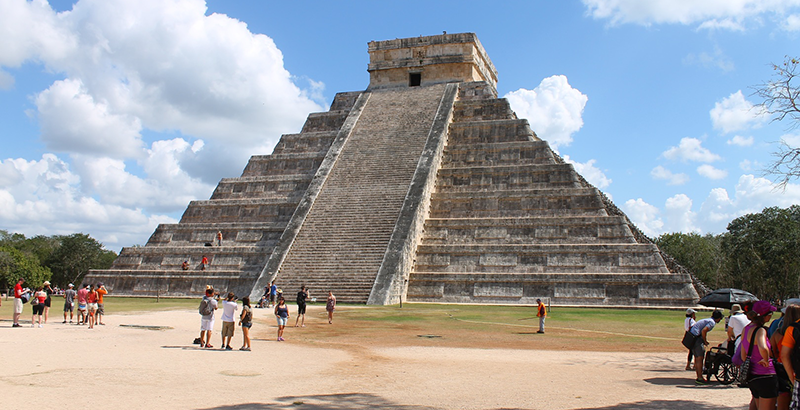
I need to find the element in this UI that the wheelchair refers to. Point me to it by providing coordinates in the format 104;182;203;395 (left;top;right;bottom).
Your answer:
702;344;739;384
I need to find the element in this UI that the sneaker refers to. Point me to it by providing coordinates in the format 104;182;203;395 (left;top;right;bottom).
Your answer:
200;342;205;348
38;324;43;328
205;344;214;349
12;323;21;327
536;330;545;334
225;346;232;351
695;379;708;385
62;320;67;324
279;337;285;341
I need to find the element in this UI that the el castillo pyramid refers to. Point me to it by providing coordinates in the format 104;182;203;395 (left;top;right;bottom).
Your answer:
86;33;701;306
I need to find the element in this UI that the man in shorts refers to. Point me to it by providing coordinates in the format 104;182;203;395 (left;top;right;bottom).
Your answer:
199;288;218;348
220;292;238;350
95;283;108;325
76;284;89;325
295;286;309;327
269;281;277;307
690;310;724;384
63;283;77;323
13;278;24;327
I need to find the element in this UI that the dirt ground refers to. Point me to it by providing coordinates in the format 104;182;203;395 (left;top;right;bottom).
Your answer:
1;305;752;410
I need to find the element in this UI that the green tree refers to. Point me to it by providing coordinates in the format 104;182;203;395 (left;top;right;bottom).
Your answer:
720;206;800;301
656;232;726;287
0;246;52;290
45;233;116;286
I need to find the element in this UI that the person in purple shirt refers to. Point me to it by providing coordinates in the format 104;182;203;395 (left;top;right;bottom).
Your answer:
741;301;778;410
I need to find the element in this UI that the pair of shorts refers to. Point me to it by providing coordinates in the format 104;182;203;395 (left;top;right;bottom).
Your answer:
87;303;98;312
269;294;275;302
44;297;51;308
64;302;74;312
242;322;252;329
748;374;779;399
14;298;23;314
297;303;306;315
200;317;215;331
97;303;105;315
78;303;87;312
691;336;705;357
276;316;287;326
221;321;235;338
32;304;45;315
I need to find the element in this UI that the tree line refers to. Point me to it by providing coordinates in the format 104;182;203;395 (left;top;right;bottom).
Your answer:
655;205;800;302
0;231;117;291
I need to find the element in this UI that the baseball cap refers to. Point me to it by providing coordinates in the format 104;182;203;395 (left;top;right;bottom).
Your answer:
752;300;777;316
686;308;696;315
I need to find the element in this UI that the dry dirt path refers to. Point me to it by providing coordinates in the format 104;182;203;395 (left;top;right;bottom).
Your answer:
1;306;751;409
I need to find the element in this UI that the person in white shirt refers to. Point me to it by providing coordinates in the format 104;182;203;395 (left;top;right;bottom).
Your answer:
727;303;750;352
684;308;697;370
220;292;239;350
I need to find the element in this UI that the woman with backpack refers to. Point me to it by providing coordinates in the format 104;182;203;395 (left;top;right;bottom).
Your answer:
771;305;800;410
780;305;800;410
741;300;779;410
30;286;46;328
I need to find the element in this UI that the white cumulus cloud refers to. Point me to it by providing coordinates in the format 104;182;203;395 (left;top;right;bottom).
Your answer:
623;198;664;237
651;166;690;185
727;135;754;146
663;137;722;163
505;75;588;150
582;0;800;30
697;164;728;180
563;156;611;188
710;91;767;134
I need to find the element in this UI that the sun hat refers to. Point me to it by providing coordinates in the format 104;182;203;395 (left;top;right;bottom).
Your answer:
686;308;696;315
730;304;742;314
752;300;777;316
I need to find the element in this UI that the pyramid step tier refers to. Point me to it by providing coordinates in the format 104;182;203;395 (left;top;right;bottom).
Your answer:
448;119;538;144
436;163;580;191
442;140;557;167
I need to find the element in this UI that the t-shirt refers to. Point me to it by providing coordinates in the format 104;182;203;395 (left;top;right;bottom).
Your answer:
769;317;784;338
690;318;717;336
781;320;800;350
64;289;77;304
297;291;308;305
96;288;107;304
270;285;277;296
202;297;218;319
77;288;89;304
685;317;696;332
221;300;238;322
14;283;23;298
241;305;252;325
729;313;749;339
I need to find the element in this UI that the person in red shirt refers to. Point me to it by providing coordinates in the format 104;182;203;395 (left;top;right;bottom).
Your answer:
13;278;25;327
201;255;209;270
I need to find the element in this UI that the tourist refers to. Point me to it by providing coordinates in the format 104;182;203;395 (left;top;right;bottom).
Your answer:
220;292;238;350
86;284;99;329
780;308;800;410
684;308;697;370
43;280;54;324
536;298;547;334
295;285;309;327
216;230;223;246
201;255;209;270
771;305;800;410
326;291;336;324
269;281;277;307
31;286;46;328
13;278;24;327
198;288;218;348
727;304;750;353
76;283;89;325
63;283;76;323
96;283;108;325
182;260;190;270
274;297;289;341
741;301;779;409
239;296;252;351
689;309;723;384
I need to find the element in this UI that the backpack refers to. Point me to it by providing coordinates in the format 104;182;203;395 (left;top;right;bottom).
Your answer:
198;297;213;316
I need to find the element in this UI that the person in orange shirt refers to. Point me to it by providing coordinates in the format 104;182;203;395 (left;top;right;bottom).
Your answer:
96;283;109;326
779;305;800;410
536;298;547;334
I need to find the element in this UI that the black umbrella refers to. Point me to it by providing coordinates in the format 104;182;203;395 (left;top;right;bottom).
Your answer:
698;288;759;309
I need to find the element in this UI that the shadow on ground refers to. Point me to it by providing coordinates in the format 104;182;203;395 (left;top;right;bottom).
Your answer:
197;394;748;410
573;400;747;410
198;393;437;410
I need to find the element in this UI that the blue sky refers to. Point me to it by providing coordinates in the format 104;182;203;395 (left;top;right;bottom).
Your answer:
2;0;800;251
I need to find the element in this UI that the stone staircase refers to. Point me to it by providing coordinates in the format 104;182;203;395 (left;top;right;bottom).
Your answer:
84;92;362;297
406;84;698;306
273;84;451;303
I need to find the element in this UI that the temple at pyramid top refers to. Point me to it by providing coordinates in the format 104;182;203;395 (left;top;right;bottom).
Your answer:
86;32;703;306
367;33;498;90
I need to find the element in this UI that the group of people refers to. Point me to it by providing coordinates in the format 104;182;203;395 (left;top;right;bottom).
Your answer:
685;300;800;410
198;284;337;348
8;278;108;329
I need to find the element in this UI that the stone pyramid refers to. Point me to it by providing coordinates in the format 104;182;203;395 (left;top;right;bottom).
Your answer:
87;33;700;306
